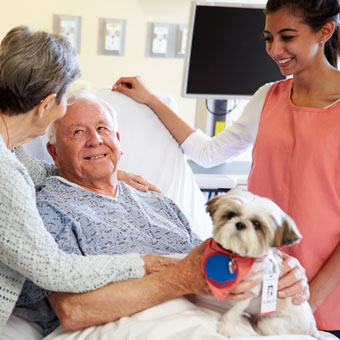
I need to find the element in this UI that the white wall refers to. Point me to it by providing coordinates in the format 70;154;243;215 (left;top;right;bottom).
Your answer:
0;0;268;127
0;0;196;124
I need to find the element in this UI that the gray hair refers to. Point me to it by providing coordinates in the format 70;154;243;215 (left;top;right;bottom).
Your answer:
0;25;81;115
47;90;119;145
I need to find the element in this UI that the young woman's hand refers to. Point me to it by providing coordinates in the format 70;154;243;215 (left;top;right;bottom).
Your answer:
112;76;155;105
276;250;310;304
225;251;309;303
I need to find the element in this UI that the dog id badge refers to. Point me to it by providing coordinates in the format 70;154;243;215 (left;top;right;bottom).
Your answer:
261;273;279;315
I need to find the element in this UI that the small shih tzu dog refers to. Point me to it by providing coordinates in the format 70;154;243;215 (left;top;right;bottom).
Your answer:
203;189;321;339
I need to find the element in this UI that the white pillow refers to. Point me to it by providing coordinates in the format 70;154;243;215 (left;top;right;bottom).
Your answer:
96;89;213;240
22;134;52;163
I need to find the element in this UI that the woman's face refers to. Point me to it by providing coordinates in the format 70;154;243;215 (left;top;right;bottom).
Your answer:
37;89;75;136
53;90;76;121
264;8;322;77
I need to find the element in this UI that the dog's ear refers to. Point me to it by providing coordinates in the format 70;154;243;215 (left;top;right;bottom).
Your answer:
206;195;224;221
272;214;302;247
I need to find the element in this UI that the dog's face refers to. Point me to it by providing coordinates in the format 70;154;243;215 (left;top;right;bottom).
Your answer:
206;190;301;258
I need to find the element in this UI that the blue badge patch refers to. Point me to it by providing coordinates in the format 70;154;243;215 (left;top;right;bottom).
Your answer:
205;254;238;288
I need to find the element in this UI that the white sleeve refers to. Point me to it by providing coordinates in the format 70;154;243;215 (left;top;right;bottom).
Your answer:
181;83;272;168
0;148;145;329
14;146;58;187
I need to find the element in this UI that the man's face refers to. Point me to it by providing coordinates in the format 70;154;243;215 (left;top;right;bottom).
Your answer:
49;97;122;187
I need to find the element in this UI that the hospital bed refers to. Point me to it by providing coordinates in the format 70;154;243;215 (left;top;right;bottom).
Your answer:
0;89;334;340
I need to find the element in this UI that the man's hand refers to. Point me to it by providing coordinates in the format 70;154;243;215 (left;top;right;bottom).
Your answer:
49;243;211;331
142;254;181;275
276;250;309;304
117;170;161;193
174;240;212;296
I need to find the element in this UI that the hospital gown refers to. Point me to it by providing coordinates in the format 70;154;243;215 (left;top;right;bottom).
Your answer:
15;176;201;335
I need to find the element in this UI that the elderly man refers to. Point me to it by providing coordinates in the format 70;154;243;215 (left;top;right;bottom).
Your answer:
14;91;208;336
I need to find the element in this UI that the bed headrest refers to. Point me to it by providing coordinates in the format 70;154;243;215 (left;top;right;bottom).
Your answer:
96;89;212;239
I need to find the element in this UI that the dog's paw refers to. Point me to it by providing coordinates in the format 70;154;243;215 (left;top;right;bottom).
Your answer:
217;318;258;338
217;320;233;338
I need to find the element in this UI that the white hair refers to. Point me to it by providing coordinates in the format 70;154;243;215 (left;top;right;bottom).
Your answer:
47;90;119;145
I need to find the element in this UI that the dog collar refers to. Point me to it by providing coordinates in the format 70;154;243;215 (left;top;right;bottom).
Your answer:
201;238;257;301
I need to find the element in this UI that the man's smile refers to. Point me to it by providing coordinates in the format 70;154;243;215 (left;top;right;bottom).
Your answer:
84;153;108;160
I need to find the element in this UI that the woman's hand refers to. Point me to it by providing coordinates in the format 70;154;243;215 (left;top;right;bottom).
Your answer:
224;251;309;303
276;250;310;304
112;76;154;105
117;170;161;193
113;76;195;146
227;272;262;301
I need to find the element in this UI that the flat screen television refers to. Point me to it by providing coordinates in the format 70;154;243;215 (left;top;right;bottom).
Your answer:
182;1;285;100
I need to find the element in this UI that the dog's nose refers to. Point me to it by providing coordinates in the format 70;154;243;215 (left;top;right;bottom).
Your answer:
236;222;246;230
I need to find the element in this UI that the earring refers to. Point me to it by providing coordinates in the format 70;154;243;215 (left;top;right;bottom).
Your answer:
320;40;324;44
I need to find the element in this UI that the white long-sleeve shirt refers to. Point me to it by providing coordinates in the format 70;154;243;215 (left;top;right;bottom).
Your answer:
181;83;272;167
0;140;145;330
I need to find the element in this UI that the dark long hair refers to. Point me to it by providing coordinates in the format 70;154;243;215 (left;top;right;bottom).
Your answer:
265;0;340;67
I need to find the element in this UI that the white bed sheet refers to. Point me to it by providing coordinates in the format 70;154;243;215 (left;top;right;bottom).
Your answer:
43;297;332;340
1;299;334;340
0;314;44;340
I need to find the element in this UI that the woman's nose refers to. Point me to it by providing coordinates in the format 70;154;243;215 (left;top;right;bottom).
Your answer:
267;39;282;58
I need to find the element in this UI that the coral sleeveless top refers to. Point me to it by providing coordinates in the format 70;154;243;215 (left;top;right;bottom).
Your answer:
248;78;340;330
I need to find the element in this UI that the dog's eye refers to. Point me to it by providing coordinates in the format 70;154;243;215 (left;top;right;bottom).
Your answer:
252;220;261;230
224;212;237;220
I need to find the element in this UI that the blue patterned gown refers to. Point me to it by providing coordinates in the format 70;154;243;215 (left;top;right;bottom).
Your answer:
16;176;201;335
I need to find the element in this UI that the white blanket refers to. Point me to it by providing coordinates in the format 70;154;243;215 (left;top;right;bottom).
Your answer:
43;297;331;340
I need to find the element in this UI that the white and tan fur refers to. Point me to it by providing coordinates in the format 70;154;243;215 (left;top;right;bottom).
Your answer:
206;189;321;339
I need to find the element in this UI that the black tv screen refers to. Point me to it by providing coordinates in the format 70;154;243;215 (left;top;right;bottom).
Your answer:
183;2;285;99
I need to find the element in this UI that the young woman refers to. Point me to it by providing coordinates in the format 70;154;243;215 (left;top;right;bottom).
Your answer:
113;0;340;336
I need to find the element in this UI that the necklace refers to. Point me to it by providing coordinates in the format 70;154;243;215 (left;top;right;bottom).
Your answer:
0;113;9;148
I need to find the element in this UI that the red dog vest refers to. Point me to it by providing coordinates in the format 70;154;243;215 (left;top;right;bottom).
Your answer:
201;238;256;301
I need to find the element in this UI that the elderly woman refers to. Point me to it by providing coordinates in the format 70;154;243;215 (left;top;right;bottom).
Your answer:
0;25;173;331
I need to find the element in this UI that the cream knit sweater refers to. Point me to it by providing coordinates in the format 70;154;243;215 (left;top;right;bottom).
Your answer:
0;137;144;330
